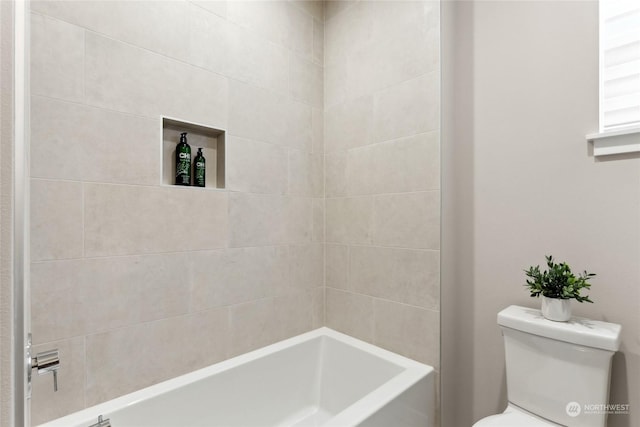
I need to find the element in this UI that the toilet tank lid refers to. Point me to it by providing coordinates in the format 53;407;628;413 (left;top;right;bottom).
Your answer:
497;305;622;352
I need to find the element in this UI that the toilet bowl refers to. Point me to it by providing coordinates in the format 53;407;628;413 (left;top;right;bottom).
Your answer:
473;305;622;427
473;404;561;426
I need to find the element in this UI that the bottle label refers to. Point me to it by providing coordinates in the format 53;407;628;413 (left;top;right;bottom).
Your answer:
177;160;190;175
176;149;191;185
194;163;205;187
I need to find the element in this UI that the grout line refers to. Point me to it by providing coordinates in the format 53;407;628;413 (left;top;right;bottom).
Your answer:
30;243;326;264
227;304;233;350
30;9;323;107
371;288;378;344
29;97;317;162
287;0;325;26
29;177;322;198
324;242;440;252
31;242;436;265
323;129;441;156
286;148;292;196
325;286;441;314
81;182;85;257
346;129;441;152
323;68;440;111
187;0;227;20
323;242;441;252
323;0;360;26
323;197;327;326
366;192;374;246
346;244;351;292
325;189;441;199
82;29;86;102
31;93;159;122
35;291;313;348
82;336;87;409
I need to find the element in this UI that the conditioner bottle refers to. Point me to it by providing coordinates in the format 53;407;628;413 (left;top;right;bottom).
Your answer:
193;148;206;187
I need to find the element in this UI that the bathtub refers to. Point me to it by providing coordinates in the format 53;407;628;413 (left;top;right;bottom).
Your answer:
38;327;435;427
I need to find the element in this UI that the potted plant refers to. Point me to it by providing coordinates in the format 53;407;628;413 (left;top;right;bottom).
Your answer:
524;255;594;321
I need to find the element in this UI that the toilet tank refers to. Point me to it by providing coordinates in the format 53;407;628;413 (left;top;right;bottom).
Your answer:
498;306;621;427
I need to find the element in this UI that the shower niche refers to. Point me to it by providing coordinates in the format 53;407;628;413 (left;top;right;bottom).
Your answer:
161;116;226;189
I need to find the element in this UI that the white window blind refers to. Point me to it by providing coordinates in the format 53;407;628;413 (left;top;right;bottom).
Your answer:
600;0;640;131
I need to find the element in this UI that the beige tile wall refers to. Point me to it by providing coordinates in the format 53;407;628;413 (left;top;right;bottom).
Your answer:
324;0;441;373
29;1;324;423
30;0;441;424
0;3;17;426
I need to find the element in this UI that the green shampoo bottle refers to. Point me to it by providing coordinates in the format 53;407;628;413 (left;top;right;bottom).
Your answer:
193;148;206;187
175;132;191;186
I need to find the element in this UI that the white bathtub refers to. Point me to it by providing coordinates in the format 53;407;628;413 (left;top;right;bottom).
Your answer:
38;328;435;427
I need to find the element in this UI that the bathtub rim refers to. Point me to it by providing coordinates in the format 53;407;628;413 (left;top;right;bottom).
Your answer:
36;327;434;427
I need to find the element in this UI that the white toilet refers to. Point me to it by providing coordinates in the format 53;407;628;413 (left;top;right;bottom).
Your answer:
473;305;622;427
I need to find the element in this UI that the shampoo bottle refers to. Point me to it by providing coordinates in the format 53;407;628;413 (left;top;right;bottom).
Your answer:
193;148;206;187
175;132;191;186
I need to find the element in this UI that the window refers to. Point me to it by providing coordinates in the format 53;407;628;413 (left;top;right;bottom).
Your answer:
588;0;640;155
600;0;640;131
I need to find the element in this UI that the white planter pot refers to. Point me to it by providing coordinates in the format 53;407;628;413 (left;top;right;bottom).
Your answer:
541;296;572;322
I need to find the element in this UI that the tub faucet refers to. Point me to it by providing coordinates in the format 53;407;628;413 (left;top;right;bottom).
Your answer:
26;334;60;394
31;349;60;391
88;415;111;427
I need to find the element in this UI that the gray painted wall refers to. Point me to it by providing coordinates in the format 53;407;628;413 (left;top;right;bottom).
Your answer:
443;2;639;427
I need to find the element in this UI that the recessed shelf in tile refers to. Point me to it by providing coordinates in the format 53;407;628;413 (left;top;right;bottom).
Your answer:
161;116;225;189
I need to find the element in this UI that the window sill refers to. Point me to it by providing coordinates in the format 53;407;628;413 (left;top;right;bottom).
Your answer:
587;126;640;157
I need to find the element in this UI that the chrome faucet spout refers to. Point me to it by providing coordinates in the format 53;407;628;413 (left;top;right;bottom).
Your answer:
88;415;111;427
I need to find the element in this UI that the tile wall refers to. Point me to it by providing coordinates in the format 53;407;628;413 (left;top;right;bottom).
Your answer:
29;1;324;423
323;0;441;370
29;0;440;424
